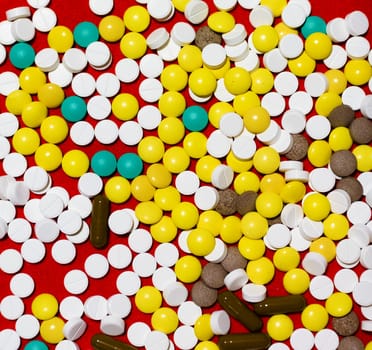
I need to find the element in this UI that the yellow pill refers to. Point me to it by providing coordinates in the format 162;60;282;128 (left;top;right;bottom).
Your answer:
104;176;131;204
280;181;306;203
112;93;139;121
178;45;202;72
157;117;185;144
135;201;163;224
307;140;332;167
241;211;268;239
252;25;279;53
175;255;202;283
12;127;40;155
256;192;283;218
40;116;68;144
138;136;165;164
208;11;235;33
238;237;266;260
273;247;300;272
326;292;353;317
5;89;32;115
154;186;181;211
188;68;217;97
246;257;275;285
253;146;280;174
146;163;172;188
344;59;372;86
151;307;178;334
197;210;223;237
34;143;63;171
163;146;190;174
261;0;287;16
328;127;353;151
120;32;147;59
275;22;298;38
250;68;274;94
194;314;214;341
310;237;336;262
224;67;251;95
61;150;89;178
233;91;261;116
323;213;349;240
302;192;330;221
288;52;316;77
324;69;347;95
305;32;332;60
183;132;207;159
123;5;150;32
47;26;74;53
40;317;65;344
130;175;155;202
226;151;253;173
209;101;234;129
21;101;48;128
267;314;294;341
99;15;125;42
135;286;162;314
187;227;215;256
37;83;65;108
158;91;186;118
19;67;46;94
283;268;310;294
160;64;188;91
171;201;199;230
195;341;219;350
315;92;342;116
32;293;59;320
353;145;372;172
260;173;285;193
195;155;221;183
220;215;242;244
150;215;178;243
233;171;260;194
301;304;329;331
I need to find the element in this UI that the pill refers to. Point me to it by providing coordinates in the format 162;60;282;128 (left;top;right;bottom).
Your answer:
253;295;307;316
91;333;136;350
218;291;263;332
89;194;110;249
218;333;271;350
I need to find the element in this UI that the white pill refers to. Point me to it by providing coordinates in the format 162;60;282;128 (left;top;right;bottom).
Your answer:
361;245;372;269
302;251;327;276
348;224;370;248
62;318;87;341
139;54;164;78
280;204;303;229
231;131;256;159
362;305;372;320
256;120;280;145
132;253;156;278
3;152;27;177
342;86;366;111
115;58;139;83
95;119;119;144
346;36;370;59
55;340;80;350
48;63;73;87
202;43;226;69
263;48;287;73
173;325;198;350
309;275;334;300
86;41;111;68
71;72;96;97
10;273;34;298
118;121;143;146
78;172;103;197
306;115;331;139
0;21;16;47
336;238;361;265
128;228;153;253
96;72;120;98
242;283;267;303
299;216;323;241
194;186;219;211
69;121;94;146
146;27;169;50
345;10;369;36
35;47;59;72
147;0;173;21
290;227;311;252
21;238;45;263
219;112;244;138
116;271;141;296
210;310;230;335
59;296;84;320
314;329;339;350
27;0;50;8
178;230;191;254
64;269;89;295
127;323;151;348
11;18;35;42
215;78;235;102
249;5;274;28
222;24;247;46
39;193;64;219
361;94;372;119
0;72;19;96
0;329;20;350
163;281;188;307
270;129;293;154
274;71;299;97
154;243;179;267
66;221;90;245
171;21;195;46
213;0;237;10
326;18;349;43
238;0;260;9
0;295;24;320
32;7;57;32
290;0;312;16
62;48;87;73
107;244;132;270
361;320;372;332
137;105;162;130
108;210;132;236
281;2;307;28
309;167;336;193
0;112;18;137
138;78;163;103
279;33;303;59
289;91;313;114
347;201;371;225
84;296;108;321
6;7;31;21
157;37;180;62
205;238;227;263
234;49;259;71
87;95;111;120
224;268;249;291
100;315;125;336
327;189;351;214
353;281;372;306
304;72;328;97
89;0;113;15
281;109;306;134
7;218;32;243
334;268;358;293
152;266;176;291
108;294;131;319
264;224;291;250
23;198;44;223
175;171;200;196
68;195;92;219
84;254;109;279
184;0;209;25
57;210;82;235
15;314;39;339
207;130;232;158
261;92;286;117
211;164;234;190
52;239;76;265
177;301;202;326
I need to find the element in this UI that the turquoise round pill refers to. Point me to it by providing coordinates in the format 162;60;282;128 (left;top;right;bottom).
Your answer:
182;105;209;132
24;340;49;350
61;96;87;122
73;21;99;48
91;150;117;177
117;153;143;179
9;43;35;69
301;16;327;38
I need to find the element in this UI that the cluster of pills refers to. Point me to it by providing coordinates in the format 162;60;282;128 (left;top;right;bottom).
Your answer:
0;0;372;349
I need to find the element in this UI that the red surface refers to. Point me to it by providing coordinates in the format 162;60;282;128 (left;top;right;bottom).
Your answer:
0;0;372;349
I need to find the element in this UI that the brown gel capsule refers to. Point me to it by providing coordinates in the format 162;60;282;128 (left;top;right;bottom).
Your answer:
218;333;271;350
253;295;307;316
90;194;110;249
91;333;137;350
218;291;262;332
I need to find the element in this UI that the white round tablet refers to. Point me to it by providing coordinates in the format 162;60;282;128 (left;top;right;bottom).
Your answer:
116;271;141;296
261;92;286;117
7;218;32;243
173;325;198;350
84;254;109;279
67;221;90;245
78;172;103;198
309;275;334;300
108;209;133;236
224;268;249;291
305;115;331;139
59;296;84;321
15;314;39;339
71;72;96;98
52;240;76;265
334;268;358;293
132;253;156;278
279;33;304;59
280;203;303;229
108;294;131;319
152;266;176;292
0;329;20;350
107;244;132;270
119;121;143;146
95;119;119;144
154;243;179;267
64;269;89;295
137;105;162;130
163;281;188;307
290;327;314;350
205;238;227;263
249;5;274;28
281;2;307;28
100;315;124;336
70;121;95;146
345;10;369;36
242;283;267;303
3;152;27;178
0;72;19;96
84;296;108;321
10;273;34;298
127;322;151;347
21;239;46;263
87;95;111;120
177;301;202;326
0;295;24;320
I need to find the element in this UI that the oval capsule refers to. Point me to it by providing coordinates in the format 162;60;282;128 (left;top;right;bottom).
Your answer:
91;333;136;350
218;291;263;332
218;333;271;350
89;194;110;249
253;295;307;316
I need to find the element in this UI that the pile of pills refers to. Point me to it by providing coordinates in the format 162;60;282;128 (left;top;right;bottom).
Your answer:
0;0;372;349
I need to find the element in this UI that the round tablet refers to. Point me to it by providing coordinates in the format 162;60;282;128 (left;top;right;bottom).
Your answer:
242;283;267;303
132;253;156;278
21;239;45;263
15;314;40;339
116;271;141;296
10;273;34;298
107;244;132;269
261;92;286;117
108;209;133;235
0;329;20;350
0;295;24;320
309;167;336;193
173;325;198;350
334;268;358;294
306;115;331;139
32;7;57;32
87;95;111;120
0;72;20;96
95;119;119;144
108;294;131;319
279;33;304;59
59;296;84;320
0;112;19;137
3;153;27;178
71;72;96;97
290;328;314;350
52;240;76;265
127;322;151;347
347;201;371;225
67;221;90;245
84;254;109;279
281;2;307;28
7;218;32;243
119;121;143;146
128;228;153;253
77;172;103;198
64;269;89;295
39;193;64;219
70;121;95;146
84;295;108;321
309;275;334;300
289;91;313;114
163;281;188;307
177;301;202;326
154;243;179;267
314;329;339;350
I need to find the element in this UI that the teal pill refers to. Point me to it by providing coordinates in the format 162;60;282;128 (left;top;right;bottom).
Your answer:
182;105;209;131
301;16;327;38
24;340;49;350
9;43;35;69
117;153;143;179
61;96;87;122
91;150;117;177
73;21;99;48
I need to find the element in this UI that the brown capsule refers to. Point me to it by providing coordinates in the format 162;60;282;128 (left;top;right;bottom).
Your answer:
253;295;307;316
91;333;137;350
218;333;271;350
218;291;262;332
90;194;110;249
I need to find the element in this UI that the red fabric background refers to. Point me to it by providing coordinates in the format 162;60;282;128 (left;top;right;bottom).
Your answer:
0;0;371;349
